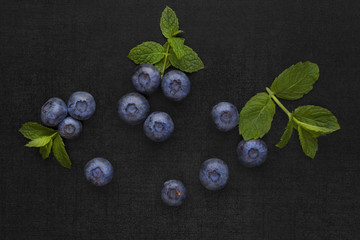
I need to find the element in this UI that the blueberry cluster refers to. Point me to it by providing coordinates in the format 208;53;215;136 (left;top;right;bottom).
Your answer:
41;91;96;139
118;64;191;142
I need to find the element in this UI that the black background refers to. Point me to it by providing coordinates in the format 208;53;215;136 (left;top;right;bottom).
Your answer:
1;0;360;239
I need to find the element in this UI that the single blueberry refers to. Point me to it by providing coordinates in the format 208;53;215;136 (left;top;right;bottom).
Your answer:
199;158;229;191
161;179;186;207
84;158;114;186
118;92;150;125
161;70;191;101
68;91;96;120
132;64;161;95
41;97;68;127
143;112;174;142
237;139;268;167
211;102;239;132
58;117;83;139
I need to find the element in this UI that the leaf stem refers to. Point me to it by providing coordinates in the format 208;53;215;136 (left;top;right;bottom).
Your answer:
266;87;291;118
161;43;171;78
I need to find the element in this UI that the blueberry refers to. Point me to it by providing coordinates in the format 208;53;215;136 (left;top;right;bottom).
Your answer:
132;64;161;95
199;158;229;191
161;70;191;101
211;102;239;132
84;158;114;186
143;112;174;142
161;180;186;207
237;139;268;167
68;91;96;120
41;97;68;127
118;92;150;125
58;117;83;139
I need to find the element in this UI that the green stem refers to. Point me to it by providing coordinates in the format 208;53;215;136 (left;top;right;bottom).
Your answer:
161;43;170;78
266;87;292;118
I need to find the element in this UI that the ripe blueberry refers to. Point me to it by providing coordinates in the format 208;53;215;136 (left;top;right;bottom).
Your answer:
199;158;229;191
68;91;96;120
58;117;83;139
237;139;268;167
143;112;174;142
161;180;186;207
84;158;114;186
161;70;191;101
118;92;150;125
211;102;239;132
41;97;68;127
132;64;161;95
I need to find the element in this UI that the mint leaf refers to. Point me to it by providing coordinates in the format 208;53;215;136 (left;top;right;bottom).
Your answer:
52;134;71;169
25;136;52;147
19;122;56;140
293;105;340;135
271;61;319;100
168;37;185;59
128;41;165;65
172;30;184;36
40;140;53;160
298;126;318;159
169;45;204;73
160;6;179;38
239;92;276;140
276;117;294;148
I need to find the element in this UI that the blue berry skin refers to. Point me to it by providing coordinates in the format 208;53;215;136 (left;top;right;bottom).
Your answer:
41;97;68;127
143;112;174;142
132;64;161;95
58;117;83;139
211;102;239;132
161;70;191;101
199;158;229;191
67;91;96;120
84;158;114;186
118;92;150;125
161;180;186;207
237;139;268;167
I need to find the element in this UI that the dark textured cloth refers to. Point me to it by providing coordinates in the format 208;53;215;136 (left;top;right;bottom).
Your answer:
1;0;359;239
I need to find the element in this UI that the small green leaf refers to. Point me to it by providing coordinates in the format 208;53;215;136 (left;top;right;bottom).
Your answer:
52;134;71;169
39;140;53;160
293;105;340;135
276;117;294;148
168;37;185;59
271;61;319;100
19;122;56;140
239;92;276;140
160;6;179;38
172;30;184;36
25;136;52;147
169;45;204;73
298;126;318;159
128;41;165;65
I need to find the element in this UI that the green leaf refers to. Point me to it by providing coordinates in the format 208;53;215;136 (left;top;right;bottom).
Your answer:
293;105;340;135
276;117;294;148
168;37;185;59
172;30;184;36
154;42;171;73
298;126;318;159
25;136;52;147
160;6;179;38
52;134;71;169
19;122;56;140
169;45;204;73
39;140;53;160
239;92;276;140
128;41;165;65
270;61;319;100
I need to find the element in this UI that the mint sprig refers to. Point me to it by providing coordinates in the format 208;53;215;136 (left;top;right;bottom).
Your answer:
128;6;204;77
19;122;72;168
239;61;340;159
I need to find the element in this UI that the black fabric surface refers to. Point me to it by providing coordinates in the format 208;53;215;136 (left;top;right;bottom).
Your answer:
1;1;360;239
